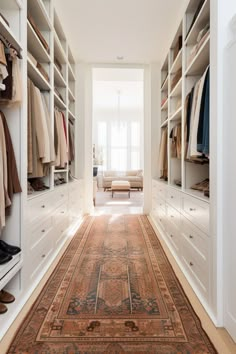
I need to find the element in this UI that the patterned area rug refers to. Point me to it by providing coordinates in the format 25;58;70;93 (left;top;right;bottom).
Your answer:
8;215;217;353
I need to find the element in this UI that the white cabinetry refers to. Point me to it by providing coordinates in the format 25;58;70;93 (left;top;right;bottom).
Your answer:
151;180;210;303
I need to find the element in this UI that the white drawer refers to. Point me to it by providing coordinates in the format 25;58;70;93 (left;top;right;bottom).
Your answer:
155;207;166;231
55;219;69;246
28;216;53;250
182;194;209;234
27;194;53;222
181;215;208;259
166;204;181;229
182;239;208;293
156;183;167;200
166;188;182;211
165;220;181;252
50;187;68;208
54;203;68;221
29;237;53;282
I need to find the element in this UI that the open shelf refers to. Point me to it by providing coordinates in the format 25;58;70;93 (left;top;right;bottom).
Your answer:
0;254;22;289
54;30;67;64
27;20;50;63
68;63;76;81
170;78;182;97
54;91;66;110
170;106;182;121
161;98;168;111
54;10;66;42
185;34;210;76
184;188;210;203
0;16;22;54
27;0;51;31
170;49;183;74
69;88;75;102
161;75;168;90
161;119;168;128
185;0;209;45
54;64;66;88
27;57;51;90
68;110;76;120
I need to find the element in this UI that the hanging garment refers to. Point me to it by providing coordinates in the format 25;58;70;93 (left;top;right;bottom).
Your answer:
27;79;33;173
0;116;10;230
158;127;168;180
68;122;75;162
28;14;49;53
190;66;209;157
41;93;55;164
187;79;201;159
170;123;181;159
197;67;210;155
54;109;67;168
0;111;22;215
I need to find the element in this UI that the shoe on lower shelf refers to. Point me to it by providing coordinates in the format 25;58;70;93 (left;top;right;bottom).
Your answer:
0;303;7;314
0;290;15;303
0;249;13;265
0;240;21;256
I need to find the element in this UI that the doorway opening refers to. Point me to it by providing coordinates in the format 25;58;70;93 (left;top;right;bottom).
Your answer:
92;67;144;214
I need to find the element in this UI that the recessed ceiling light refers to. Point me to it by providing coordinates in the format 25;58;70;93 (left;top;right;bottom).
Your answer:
117;56;124;60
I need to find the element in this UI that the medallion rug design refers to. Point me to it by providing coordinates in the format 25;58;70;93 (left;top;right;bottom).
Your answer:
8;215;217;353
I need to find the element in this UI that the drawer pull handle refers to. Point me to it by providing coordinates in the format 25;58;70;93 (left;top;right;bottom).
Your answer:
189;208;196;211
189;235;193;239
171;196;174;199
42;254;46;258
170;234;173;238
61;211;65;214
61;194;64;197
171;215;174;218
41;205;45;208
189;262;194;267
41;229;45;233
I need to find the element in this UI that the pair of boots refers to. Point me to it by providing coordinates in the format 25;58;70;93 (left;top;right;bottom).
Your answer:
0;290;15;314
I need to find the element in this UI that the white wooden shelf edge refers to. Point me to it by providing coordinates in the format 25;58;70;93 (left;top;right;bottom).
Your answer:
185;0;209;45
185;34;210;76
170;107;182;121
27;57;51;90
68;63;76;81
170;48;182;74
27;20;51;63
161;119;168;128
0;17;22;52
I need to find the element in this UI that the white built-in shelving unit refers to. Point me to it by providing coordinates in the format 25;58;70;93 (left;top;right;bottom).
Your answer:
0;0;83;340
151;0;214;335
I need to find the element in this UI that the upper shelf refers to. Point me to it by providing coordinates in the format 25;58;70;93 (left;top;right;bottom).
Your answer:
27;0;51;31
54;10;66;42
27;20;50;63
185;34;210;76
68;63;76;81
28;57;51;91
1;0;22;10
170;49;182;75
54;64;66;88
0;16;22;53
54;31;67;64
185;0;210;45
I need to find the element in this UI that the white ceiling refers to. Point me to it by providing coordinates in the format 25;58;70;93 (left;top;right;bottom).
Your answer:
54;0;187;64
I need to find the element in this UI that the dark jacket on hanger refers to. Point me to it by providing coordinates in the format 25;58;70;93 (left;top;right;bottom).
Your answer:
0;111;22;214
197;67;210;155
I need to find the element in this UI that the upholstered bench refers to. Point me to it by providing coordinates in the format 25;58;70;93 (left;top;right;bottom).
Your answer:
111;181;130;198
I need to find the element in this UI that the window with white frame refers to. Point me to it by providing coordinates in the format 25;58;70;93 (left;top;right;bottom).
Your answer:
93;69;144;172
